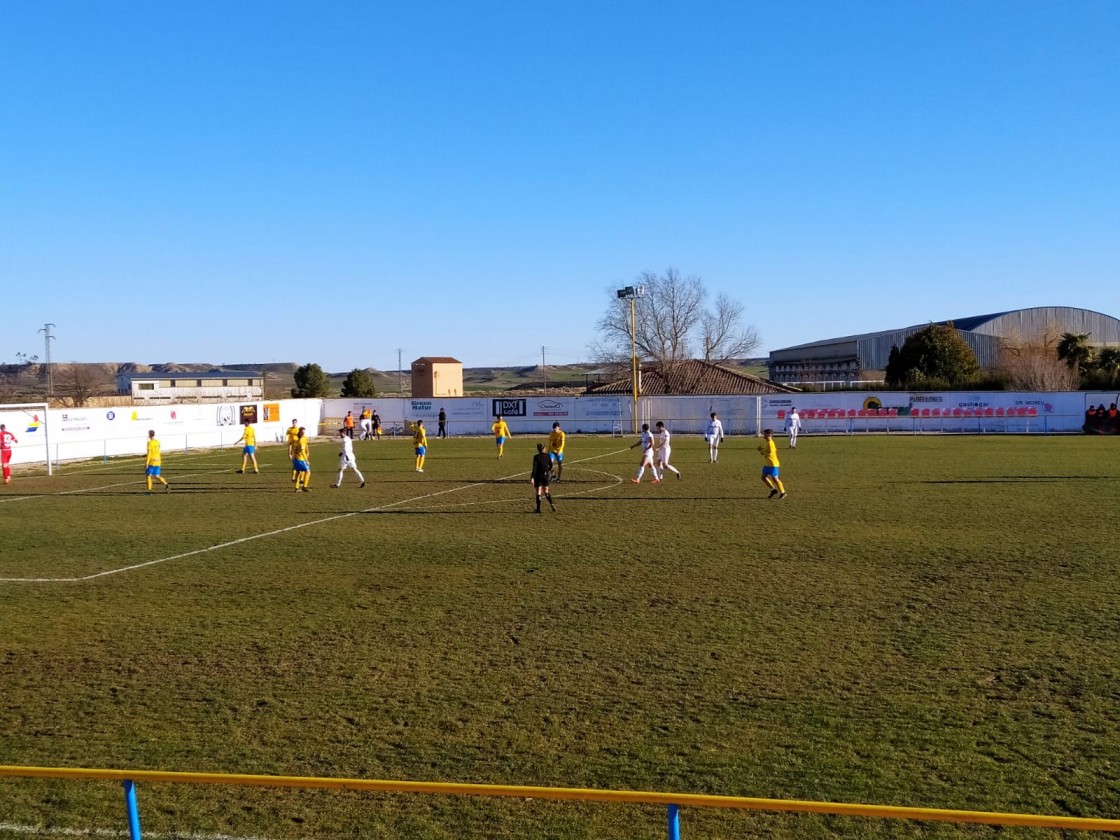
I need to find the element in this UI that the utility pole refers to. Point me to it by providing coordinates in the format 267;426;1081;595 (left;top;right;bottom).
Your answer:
397;348;404;395
542;346;547;392
39;323;56;399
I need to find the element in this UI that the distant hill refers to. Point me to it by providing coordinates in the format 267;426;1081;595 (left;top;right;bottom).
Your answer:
2;359;771;404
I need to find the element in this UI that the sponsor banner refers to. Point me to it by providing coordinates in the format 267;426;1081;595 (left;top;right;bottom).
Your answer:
262;402;282;422
59;411;91;433
529;397;573;418
492;398;527;417
446;399;488;421
239;404;259;424
574;397;624;419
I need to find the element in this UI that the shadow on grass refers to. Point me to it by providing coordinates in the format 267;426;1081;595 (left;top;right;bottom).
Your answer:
917;476;1106;484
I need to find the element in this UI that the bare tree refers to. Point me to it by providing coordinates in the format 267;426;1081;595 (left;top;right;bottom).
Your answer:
0;353;39;401
62;365;108;407
700;293;761;363
591;268;757;373
997;329;1081;391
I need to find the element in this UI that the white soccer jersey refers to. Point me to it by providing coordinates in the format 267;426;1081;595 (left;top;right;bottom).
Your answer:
706;418;724;442
656;428;671;459
339;435;357;467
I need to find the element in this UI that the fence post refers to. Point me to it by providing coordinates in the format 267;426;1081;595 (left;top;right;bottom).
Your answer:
122;779;142;840
667;803;680;840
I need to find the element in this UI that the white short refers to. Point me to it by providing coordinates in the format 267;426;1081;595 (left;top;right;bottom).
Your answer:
640;450;654;466
339;454;359;470
657;446;671;464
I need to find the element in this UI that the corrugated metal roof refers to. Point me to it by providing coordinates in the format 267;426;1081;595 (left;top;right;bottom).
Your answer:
769;307;1120;376
412;357;462;364
587;360;799;395
121;369;263;381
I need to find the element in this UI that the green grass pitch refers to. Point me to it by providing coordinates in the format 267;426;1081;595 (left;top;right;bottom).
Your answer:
1;433;1118;839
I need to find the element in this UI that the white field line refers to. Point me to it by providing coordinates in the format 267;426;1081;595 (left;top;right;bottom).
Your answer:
0;450;630;584
0;821;281;840
0;470;237;505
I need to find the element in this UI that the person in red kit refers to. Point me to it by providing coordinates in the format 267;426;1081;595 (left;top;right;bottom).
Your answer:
0;423;18;485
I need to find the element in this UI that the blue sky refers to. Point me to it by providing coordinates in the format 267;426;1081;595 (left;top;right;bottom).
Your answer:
2;1;1117;372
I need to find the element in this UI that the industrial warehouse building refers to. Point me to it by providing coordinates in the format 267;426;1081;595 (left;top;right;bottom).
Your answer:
768;306;1120;386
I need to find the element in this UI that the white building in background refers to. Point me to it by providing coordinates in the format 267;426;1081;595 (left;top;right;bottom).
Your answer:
116;369;264;402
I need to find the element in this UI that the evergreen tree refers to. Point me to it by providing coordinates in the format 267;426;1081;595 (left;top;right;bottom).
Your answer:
892;324;979;388
291;363;333;397
341;368;377;398
884;345;903;387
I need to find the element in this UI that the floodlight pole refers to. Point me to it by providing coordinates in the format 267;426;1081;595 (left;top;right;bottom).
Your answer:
39;323;56;400
617;287;644;432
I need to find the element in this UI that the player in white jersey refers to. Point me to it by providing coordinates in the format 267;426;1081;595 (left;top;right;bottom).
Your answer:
705;412;725;463
629;423;660;484
331;428;366;488
785;407;802;448
654;421;681;480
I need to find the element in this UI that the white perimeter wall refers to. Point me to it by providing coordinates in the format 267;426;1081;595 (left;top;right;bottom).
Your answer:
0;398;322;467
1;391;1109;468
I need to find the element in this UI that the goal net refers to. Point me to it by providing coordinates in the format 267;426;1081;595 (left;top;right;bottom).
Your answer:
0;402;52;476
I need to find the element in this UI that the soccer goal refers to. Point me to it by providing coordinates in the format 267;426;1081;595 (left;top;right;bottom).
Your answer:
0;402;52;476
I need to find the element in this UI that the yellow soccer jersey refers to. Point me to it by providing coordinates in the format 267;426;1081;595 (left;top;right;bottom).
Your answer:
285;425;300;446
492;420;510;439
759;438;780;468
295;438;310;462
412;424;428;448
146;439;162;467
548;429;565;454
242;426;256;446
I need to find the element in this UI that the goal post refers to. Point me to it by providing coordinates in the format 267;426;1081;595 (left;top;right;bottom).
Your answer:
0;402;52;476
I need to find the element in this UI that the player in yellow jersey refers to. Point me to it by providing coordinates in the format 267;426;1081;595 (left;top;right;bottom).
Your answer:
234;420;259;474
412;420;428;472
144;430;170;494
293;428;312;491
491;415;511;459
758;429;787;499
285;419;301;481
547;421;566;481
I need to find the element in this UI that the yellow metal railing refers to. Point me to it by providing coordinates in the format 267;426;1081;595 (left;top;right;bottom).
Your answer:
3;764;1119;838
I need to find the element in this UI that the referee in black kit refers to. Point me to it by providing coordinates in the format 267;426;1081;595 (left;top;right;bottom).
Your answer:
530;443;556;514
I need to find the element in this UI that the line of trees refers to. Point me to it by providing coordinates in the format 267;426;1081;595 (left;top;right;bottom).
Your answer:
883;325;1120;391
291;364;378;398
1056;332;1120;389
